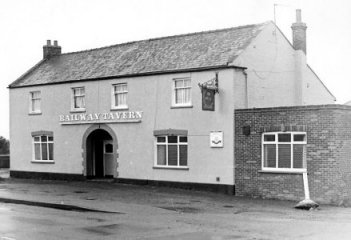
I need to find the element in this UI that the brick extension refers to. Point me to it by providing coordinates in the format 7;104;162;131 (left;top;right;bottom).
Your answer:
234;104;351;205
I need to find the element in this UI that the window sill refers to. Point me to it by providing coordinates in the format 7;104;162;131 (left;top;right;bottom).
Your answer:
70;109;86;113
31;160;55;164
153;166;189;170
28;112;42;116
170;105;193;109
110;106;129;111
259;169;306;174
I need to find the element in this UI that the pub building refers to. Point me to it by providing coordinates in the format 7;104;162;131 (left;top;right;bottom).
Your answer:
9;11;336;196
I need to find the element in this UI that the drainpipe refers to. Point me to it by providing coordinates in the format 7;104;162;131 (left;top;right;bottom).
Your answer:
243;69;249;108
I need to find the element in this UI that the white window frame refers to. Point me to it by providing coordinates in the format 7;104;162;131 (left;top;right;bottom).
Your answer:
29;91;41;114
32;135;54;163
172;78;192;107
261;132;307;173
111;83;128;110
71;87;86;112
154;135;188;169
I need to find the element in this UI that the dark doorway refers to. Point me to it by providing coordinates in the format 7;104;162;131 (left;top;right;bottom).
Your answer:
86;129;112;179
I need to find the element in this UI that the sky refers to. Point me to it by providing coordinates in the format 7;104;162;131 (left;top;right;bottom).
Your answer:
1;0;351;139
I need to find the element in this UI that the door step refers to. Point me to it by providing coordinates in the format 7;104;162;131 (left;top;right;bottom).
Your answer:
88;178;115;183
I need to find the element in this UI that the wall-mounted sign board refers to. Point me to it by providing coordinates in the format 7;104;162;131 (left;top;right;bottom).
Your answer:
59;111;143;125
210;131;223;148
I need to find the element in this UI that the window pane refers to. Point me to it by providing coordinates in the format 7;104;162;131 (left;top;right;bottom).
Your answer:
179;145;187;166
278;145;291;168
105;144;113;153
75;96;85;108
157;137;166;143
264;135;275;142
168;136;178;143
48;143;54;160
278;134;291;142
34;136;40;142
184;88;191;104
175;80;183;88
264;144;276;167
32;99;40;112
179;136;187;143
168;145;178;166
157;145;166;165
293;145;304;168
183;79;191;87
34;143;41;160
115;84;127;92
41;143;48;160
175;89;182;104
294;134;306;142
48;136;53;141
41;136;47;142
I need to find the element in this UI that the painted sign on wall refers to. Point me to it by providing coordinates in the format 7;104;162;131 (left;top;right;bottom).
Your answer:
59;111;143;125
210;131;223;148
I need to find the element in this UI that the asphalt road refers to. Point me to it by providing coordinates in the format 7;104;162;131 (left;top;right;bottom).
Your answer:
1;176;351;239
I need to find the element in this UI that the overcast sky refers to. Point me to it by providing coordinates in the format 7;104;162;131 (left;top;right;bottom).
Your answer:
1;0;350;139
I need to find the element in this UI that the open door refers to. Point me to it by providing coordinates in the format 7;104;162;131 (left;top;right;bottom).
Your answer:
104;140;114;178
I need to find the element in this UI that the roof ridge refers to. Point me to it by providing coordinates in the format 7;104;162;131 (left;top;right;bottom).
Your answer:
60;21;270;56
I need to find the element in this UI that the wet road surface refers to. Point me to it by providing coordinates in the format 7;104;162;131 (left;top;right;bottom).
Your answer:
1;178;351;239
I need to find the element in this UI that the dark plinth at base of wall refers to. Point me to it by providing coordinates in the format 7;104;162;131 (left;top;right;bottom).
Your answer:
10;170;85;181
116;178;235;195
9;171;234;195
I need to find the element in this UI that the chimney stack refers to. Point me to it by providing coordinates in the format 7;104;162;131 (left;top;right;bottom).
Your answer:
43;40;61;59
291;9;307;54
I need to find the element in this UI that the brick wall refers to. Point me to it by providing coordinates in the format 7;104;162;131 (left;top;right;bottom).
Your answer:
235;105;351;205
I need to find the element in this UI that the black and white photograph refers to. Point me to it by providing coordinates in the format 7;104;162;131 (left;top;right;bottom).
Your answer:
1;0;351;239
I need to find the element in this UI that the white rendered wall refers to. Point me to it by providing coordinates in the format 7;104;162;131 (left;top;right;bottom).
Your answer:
234;22;335;108
9;68;240;185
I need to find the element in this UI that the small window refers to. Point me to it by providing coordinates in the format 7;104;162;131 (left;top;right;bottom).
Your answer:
262;132;306;172
172;78;191;107
29;91;41;114
105;143;113;154
32;134;54;162
112;83;128;109
72;87;85;111
155;135;188;168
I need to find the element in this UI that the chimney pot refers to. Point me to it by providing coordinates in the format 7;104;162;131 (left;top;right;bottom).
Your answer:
43;40;61;59
296;9;302;23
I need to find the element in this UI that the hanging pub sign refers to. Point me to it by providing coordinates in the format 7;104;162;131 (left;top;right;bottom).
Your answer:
199;72;219;111
202;88;215;111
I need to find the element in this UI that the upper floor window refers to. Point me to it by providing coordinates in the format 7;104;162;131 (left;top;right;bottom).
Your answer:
172;78;191;107
32;131;54;163
262;132;306;172
112;83;128;109
72;87;85;111
29;91;41;114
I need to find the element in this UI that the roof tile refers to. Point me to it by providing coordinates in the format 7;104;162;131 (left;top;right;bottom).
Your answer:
10;22;268;88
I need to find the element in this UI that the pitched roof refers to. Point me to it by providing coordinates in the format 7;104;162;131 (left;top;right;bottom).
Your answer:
9;22;268;88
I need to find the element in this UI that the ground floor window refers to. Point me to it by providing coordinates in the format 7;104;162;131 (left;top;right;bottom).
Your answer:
262;132;306;172
155;135;188;168
32;132;54;162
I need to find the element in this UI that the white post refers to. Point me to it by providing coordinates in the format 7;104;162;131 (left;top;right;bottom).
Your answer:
302;172;310;200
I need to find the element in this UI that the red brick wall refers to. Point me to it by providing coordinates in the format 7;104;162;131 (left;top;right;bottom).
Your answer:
235;105;351;205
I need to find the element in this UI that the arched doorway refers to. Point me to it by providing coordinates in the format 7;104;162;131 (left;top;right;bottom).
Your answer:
83;124;118;179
